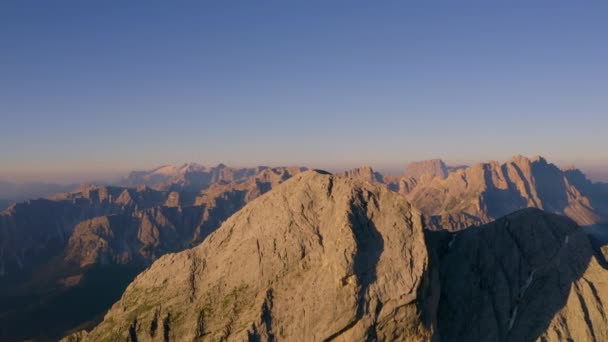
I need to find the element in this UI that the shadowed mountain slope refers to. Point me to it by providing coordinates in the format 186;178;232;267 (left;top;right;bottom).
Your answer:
0;185;166;279
431;208;608;341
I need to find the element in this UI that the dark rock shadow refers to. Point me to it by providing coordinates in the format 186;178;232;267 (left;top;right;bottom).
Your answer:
428;209;601;341
0;263;143;341
481;164;530;219
323;189;384;341
583;223;608;269
349;190;384;320
531;161;569;212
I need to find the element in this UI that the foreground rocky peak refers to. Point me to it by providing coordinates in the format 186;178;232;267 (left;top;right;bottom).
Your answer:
69;170;434;341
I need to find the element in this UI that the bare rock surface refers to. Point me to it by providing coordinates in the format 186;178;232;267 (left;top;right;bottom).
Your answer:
70;170;434;341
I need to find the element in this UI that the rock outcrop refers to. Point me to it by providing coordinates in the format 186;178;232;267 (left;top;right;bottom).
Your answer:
68;170;435;341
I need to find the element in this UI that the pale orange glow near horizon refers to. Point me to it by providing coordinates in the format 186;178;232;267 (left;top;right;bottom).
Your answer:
1;155;607;184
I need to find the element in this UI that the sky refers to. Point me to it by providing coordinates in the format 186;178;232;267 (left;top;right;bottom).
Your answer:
1;1;607;182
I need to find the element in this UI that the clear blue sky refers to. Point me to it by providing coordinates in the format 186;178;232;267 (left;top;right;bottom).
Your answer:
1;1;607;182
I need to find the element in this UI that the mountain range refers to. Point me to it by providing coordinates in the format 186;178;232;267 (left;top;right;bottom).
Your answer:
0;166;305;340
0;181;79;211
0;156;607;341
63;170;608;341
342;156;608;231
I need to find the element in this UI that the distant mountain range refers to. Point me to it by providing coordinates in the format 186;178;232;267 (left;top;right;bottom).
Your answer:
117;163;306;193
0;199;11;212
342;156;608;230
1;156;607;341
0;181;79;210
0;166;305;340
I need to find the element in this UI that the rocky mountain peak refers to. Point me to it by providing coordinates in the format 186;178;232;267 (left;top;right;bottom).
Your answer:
69;170;433;341
403;155;608;228
510;154;532;165
531;155;548;163
338;165;383;183
404;159;448;181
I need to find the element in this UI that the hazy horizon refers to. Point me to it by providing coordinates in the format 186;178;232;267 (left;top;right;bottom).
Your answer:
2;1;607;183
1;155;607;185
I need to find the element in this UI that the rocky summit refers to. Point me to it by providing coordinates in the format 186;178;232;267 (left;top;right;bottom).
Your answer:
63;170;608;342
64;170;435;341
404;159;449;182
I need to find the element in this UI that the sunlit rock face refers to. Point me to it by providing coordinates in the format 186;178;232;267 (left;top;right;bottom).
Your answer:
399;156;608;231
65;171;435;341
